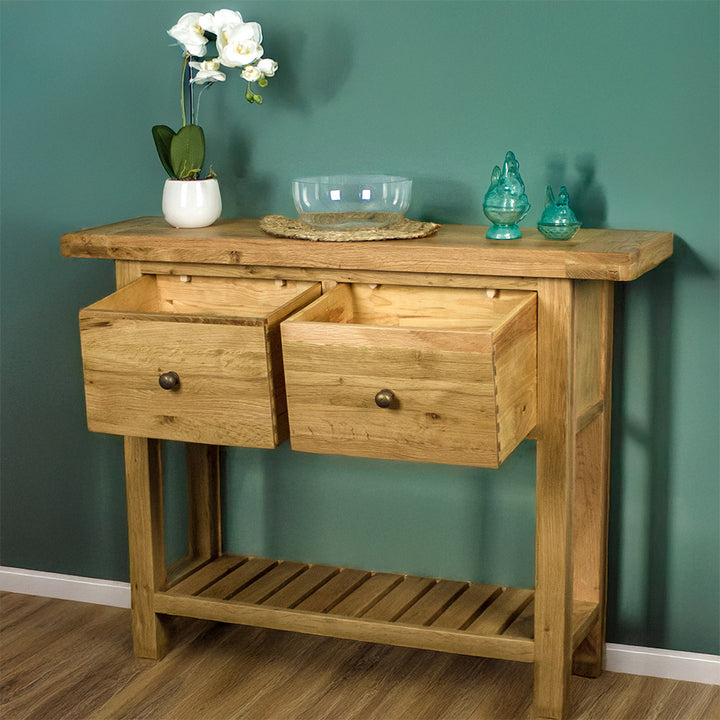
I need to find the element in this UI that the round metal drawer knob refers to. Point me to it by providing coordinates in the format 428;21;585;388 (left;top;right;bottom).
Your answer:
374;389;395;408
159;371;180;390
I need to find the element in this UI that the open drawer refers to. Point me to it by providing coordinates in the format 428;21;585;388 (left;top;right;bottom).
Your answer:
281;283;537;467
79;275;320;447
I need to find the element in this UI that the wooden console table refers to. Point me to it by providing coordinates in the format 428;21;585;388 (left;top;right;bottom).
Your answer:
62;217;672;719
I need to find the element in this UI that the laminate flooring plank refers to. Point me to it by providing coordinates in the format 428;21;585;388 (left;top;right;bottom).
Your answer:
1;593;718;720
0;594;143;720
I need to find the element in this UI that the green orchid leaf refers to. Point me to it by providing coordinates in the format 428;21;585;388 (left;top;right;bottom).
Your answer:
170;124;205;180
152;125;177;178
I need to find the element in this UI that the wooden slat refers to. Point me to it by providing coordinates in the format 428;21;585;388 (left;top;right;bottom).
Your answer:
201;557;277;600
154;555;540;662
167;555;248;596
158;554;602;672
262;565;339;609
165;555;208;588
328;572;403;617
294;568;371;613
153;592;535;662
466;588;534;636
431;583;503;630
230;561;308;604
361;576;437;622
396;580;468;626
489;598;599;649
504;599;536;639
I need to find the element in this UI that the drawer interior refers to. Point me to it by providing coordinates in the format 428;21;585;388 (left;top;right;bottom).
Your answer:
88;274;319;323
291;283;534;332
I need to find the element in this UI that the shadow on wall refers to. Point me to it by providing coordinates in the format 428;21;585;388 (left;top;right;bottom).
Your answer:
545;153;608;229
272;15;355;113
415;177;480;225
607;238;710;647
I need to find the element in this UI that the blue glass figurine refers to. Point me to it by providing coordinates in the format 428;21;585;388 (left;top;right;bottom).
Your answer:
483;151;531;240
537;185;581;241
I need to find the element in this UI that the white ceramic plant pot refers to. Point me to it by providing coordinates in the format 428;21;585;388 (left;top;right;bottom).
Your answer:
162;178;222;228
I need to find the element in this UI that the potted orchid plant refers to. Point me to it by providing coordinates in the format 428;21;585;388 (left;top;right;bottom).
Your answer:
154;8;277;227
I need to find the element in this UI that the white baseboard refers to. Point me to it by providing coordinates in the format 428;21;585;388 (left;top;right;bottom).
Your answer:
0;566;130;609
606;642;720;686
2;566;718;685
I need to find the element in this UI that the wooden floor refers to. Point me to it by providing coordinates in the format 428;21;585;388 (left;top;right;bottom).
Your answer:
0;592;717;720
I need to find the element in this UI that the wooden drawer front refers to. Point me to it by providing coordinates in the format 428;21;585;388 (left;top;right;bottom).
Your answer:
281;284;537;467
79;275;320;447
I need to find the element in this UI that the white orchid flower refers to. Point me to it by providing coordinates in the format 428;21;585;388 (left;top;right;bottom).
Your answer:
241;64;262;82
189;59;227;84
219;22;264;67
256;58;278;77
215;19;262;56
199;9;243;37
167;12;208;57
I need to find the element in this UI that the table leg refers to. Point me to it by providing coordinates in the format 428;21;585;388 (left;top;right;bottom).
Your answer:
534;278;576;720
186;442;222;562
572;281;613;677
124;435;168;659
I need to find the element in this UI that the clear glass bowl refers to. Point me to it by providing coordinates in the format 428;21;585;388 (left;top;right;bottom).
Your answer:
292;175;412;230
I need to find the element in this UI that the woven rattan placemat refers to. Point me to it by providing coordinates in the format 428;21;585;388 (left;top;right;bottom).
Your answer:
260;214;440;242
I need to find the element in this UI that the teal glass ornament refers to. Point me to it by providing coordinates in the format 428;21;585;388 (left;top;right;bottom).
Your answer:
483;151;531;240
537;185;581;241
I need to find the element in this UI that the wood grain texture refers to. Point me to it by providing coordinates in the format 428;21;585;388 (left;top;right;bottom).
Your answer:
78;276;320;447
572;281;614;678
534;278;576;719
61;222;675;720
150;553;597;665
123;436;168;659
2;593;717;720
61;217;673;281
135;261;542;291
282;285;536;467
185;443;221;563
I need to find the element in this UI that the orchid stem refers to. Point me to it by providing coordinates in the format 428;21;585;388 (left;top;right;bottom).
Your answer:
194;83;213;125
180;53;189;127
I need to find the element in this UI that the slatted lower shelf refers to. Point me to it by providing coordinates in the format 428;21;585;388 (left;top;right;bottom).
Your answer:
155;554;598;663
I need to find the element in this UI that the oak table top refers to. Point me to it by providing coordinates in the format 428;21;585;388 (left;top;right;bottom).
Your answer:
61;217;673;282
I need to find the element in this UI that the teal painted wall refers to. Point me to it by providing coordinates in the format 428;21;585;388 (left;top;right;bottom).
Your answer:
1;1;718;656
